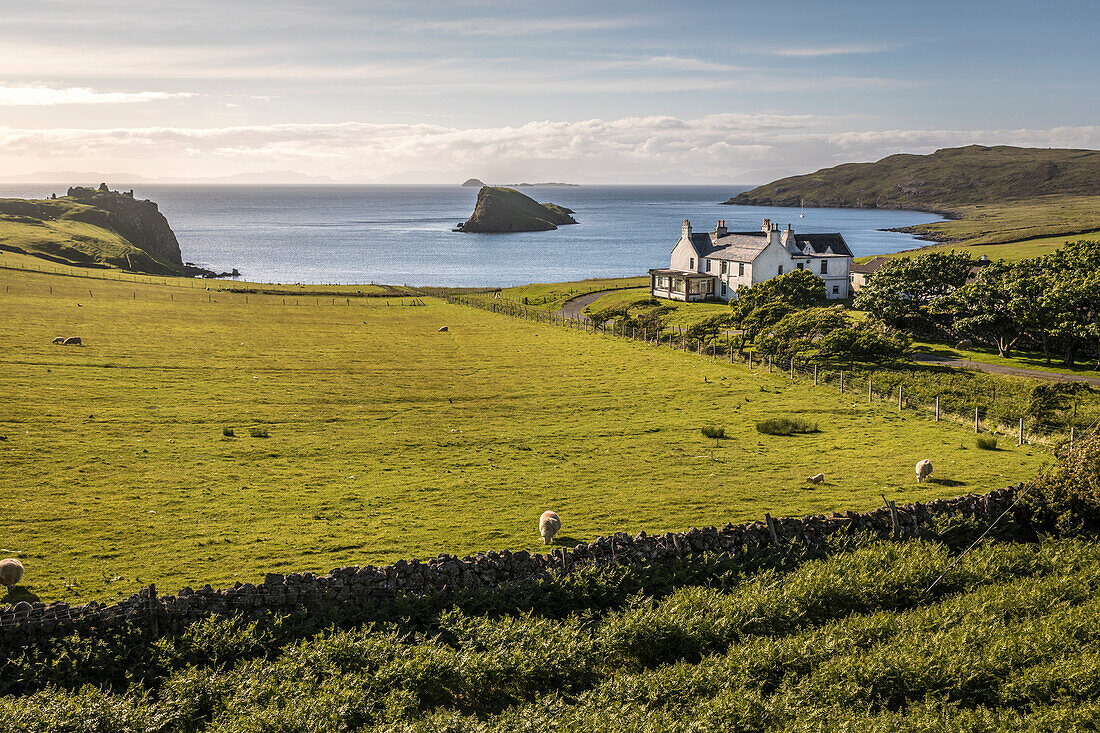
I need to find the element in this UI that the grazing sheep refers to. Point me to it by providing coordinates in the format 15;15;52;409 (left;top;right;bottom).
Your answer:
0;558;23;587
438;326;449;332
806;473;824;484
539;510;561;545
52;336;65;344
916;459;933;482
62;336;81;346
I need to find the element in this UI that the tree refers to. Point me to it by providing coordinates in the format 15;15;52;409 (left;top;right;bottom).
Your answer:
936;261;1030;357
729;270;826;351
853;251;973;332
755;306;849;361
816;319;912;368
684;313;735;345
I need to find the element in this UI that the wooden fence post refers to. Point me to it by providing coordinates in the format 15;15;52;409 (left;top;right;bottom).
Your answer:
748;351;753;369
790;359;795;379
765;514;780;547
840;371;844;393
1018;417;1024;446
935;395;940;422
898;386;903;410
882;495;899;538
974;407;979;433
868;379;872;402
814;364;818;385
768;355;773;372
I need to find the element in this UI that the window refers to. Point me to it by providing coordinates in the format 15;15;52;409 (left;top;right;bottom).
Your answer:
689;257;695;270
778;265;783;275
796;262;804;270
821;261;829;274
832;285;840;295
706;259;712;272
721;261;727;274
721;282;727;296
738;263;744;276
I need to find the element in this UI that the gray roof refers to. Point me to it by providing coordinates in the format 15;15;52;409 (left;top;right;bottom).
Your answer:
688;230;853;262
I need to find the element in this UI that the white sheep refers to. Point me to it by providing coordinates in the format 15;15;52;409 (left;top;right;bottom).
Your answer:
0;558;24;587
539;510;561;545
916;459;933;482
806;473;824;484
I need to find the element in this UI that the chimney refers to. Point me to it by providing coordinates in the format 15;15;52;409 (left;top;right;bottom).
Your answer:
682;219;692;239
781;223;796;249
715;219;727;237
761;218;771;233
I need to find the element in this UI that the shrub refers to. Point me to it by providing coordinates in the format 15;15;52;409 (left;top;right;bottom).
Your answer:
756;417;819;436
248;427;269;438
1023;434;1100;535
976;435;999;451
701;425;725;447
222;427;235;438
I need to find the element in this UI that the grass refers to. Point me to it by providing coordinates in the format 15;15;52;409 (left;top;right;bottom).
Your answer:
499;276;648;310
584;287;733;329
756;416;819;435
0;266;1044;605
888;196;1100;250
5;533;1100;729
977;435;999;451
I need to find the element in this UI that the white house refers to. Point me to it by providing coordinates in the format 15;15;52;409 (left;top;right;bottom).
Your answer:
648;218;853;302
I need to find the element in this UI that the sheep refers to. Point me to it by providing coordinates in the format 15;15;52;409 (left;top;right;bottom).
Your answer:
62;336;81;346
539;510;561;545
52;336;65;344
438;326;449;332
806;473;824;484
916;459;933;482
0;558;24;587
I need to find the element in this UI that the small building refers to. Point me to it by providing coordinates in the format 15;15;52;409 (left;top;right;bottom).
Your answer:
649;218;854;302
849;255;892;293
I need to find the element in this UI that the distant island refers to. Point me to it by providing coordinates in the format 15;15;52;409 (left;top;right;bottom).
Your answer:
726;145;1100;247
461;178;578;188
0;183;231;277
455;186;577;233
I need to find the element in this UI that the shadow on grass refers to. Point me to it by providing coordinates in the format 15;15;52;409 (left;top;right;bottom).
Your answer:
927;478;966;487
550;535;582;547
2;586;41;604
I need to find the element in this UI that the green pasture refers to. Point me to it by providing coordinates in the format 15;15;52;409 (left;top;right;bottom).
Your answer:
912;340;1100;380
901;195;1100;248
866;229;1100;264
500;275;648;310
583;287;733;328
0;267;1043;604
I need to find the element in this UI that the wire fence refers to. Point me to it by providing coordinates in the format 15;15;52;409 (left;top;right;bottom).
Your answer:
447;293;1095;446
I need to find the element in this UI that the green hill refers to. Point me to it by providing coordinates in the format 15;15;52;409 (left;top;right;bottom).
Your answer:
457;186;577;233
0;184;205;275
728;145;1100;211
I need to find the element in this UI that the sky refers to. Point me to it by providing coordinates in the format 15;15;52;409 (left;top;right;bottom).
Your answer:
1;0;1097;184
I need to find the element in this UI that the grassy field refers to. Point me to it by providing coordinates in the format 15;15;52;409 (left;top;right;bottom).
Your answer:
898;195;1100;248
913;340;1100;380
0;266;1044;605
500;276;648;310
583;287;734;329
6;532;1100;730
863;228;1100;264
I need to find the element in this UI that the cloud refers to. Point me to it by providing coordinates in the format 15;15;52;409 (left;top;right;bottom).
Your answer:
0;84;195;106
0;117;1096;183
768;43;900;57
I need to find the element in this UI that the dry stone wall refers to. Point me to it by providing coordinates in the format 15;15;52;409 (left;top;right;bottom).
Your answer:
0;486;1019;648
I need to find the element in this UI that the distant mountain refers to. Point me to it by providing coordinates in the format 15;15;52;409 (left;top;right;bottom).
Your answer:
0;170;336;185
460;178;577;188
455;187;577;233
726;145;1100;211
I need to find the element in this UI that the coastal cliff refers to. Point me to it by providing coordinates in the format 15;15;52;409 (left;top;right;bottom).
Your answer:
456;186;577;233
0;184;216;276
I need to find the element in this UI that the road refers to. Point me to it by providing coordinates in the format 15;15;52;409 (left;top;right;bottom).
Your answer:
553;288;636;320
912;353;1100;386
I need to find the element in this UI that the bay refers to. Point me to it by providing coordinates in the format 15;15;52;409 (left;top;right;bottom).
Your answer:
0;185;941;286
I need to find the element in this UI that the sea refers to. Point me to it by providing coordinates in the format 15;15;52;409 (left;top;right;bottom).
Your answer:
0;185;942;287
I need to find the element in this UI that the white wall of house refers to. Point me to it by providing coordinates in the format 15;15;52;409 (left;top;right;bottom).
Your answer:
670;234;699;272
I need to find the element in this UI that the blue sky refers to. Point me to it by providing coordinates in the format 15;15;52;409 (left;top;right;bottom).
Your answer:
0;0;1096;182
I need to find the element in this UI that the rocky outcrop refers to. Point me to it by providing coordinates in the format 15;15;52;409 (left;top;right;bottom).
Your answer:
461;178;486;187
456;186;577;233
64;186;184;269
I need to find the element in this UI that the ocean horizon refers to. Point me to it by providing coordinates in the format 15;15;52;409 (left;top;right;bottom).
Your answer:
0;184;943;287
